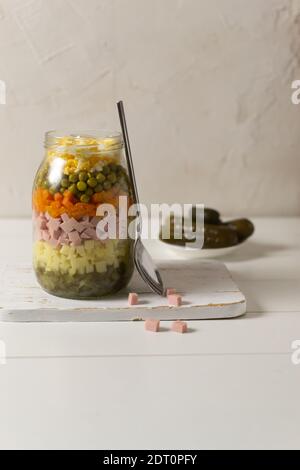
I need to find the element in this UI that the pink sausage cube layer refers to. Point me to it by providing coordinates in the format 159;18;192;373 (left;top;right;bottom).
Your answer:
166;288;176;295
145;318;160;332
128;293;139;306
171;320;188;334
41;230;50;242
68;230;81;246
168;294;182;307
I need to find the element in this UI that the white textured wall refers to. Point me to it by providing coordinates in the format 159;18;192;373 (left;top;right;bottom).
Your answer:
0;0;300;217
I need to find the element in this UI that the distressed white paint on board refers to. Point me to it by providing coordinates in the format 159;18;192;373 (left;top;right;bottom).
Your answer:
0;261;246;322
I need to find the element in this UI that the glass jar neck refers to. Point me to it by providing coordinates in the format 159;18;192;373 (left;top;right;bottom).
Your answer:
44;130;123;152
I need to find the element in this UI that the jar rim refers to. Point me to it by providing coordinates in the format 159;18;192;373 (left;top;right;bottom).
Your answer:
45;129;123;149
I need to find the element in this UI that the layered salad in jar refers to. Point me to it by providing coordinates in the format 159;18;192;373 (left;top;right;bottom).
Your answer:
32;131;134;299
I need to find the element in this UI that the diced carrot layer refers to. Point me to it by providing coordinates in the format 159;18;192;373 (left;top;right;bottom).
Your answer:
54;192;63;201
32;188;127;219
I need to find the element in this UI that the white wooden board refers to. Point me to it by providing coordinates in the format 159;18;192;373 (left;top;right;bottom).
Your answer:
0;261;246;322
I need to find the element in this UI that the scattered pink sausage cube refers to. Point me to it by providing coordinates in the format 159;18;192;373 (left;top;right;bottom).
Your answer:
128;293;139;306
145;318;160;332
168;294;182;307
166;288;176;295
171;320;188;334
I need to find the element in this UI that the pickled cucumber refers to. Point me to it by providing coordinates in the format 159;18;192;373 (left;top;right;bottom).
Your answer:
160;209;254;250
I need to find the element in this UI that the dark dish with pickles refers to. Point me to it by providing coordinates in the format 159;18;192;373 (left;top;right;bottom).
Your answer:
160;208;254;249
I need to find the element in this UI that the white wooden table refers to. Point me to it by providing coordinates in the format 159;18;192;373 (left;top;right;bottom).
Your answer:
0;217;299;450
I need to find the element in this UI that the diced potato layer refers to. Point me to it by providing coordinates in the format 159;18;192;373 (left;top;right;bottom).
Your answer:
33;239;128;276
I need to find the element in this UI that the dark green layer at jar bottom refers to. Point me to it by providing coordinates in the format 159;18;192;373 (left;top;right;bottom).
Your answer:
35;262;134;300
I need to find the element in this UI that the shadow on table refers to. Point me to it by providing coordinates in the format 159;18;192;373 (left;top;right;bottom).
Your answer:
221;240;287;263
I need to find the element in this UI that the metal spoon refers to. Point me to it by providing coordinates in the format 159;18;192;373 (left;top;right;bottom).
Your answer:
117;101;165;296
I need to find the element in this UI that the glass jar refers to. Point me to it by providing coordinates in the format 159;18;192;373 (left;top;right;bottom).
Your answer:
32;130;134;299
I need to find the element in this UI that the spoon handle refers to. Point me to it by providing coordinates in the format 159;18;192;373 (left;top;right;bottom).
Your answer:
117;101;143;236
117;101;140;205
